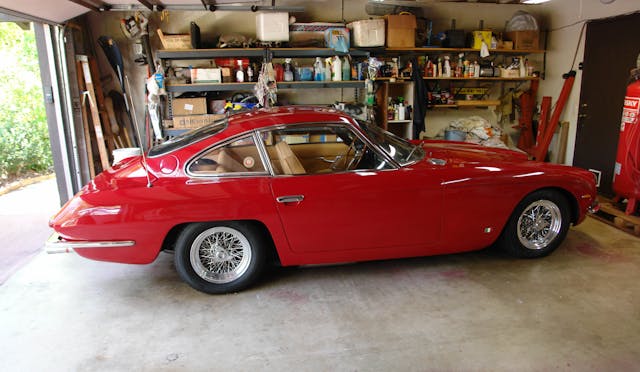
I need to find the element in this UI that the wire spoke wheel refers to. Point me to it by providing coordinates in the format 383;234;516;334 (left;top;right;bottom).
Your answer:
516;200;563;250
189;226;252;284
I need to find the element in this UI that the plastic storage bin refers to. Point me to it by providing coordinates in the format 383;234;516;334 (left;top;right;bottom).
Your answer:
256;12;289;42
348;19;385;47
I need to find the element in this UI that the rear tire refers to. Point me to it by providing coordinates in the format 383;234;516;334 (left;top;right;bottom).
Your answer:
174;221;266;294
498;190;571;258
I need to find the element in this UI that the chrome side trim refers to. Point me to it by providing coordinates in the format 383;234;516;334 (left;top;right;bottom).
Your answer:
45;233;135;254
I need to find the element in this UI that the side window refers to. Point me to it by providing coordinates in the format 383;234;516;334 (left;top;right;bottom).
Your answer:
188;134;266;176
260;125;394;175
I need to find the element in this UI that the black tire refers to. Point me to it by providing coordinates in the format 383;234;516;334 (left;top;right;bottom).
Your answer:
497;190;571;258
174;221;266;294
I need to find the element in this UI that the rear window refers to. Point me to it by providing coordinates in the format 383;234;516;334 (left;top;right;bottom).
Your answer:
148;117;228;157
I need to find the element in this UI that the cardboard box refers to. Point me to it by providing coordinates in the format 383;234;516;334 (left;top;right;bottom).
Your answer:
172;97;207;116
506;30;539;50
256;12;289;42
190;68;221;84
191;68;222;84
157;29;190;50
472;30;492;49
173;114;225;129
348;19;385;47
500;68;521;78
290;22;345;47
385;14;416;48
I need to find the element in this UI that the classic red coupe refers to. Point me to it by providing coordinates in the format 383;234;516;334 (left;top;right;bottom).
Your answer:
47;106;598;294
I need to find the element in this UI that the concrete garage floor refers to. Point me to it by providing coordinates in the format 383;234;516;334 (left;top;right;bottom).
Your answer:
1;216;640;370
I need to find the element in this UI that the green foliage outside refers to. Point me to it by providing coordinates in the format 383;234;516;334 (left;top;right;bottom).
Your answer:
0;22;52;181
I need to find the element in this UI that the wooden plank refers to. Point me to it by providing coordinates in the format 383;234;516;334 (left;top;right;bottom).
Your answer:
557;121;570;164
591;198;640;236
89;57;116;152
76;60;96;179
77;55;110;170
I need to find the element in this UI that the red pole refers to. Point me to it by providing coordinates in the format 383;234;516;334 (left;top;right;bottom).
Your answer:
533;71;576;161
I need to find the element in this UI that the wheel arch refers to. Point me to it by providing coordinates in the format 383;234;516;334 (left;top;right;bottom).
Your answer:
495;186;579;240
539;186;579;225
160;219;281;265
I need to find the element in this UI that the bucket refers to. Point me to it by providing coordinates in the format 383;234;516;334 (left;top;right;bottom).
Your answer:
112;148;142;165
444;130;467;141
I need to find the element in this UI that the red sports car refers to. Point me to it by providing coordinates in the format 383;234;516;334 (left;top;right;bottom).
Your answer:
47;106;598;294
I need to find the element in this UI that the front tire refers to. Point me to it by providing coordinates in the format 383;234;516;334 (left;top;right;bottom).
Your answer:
174;222;266;294
498;190;571;258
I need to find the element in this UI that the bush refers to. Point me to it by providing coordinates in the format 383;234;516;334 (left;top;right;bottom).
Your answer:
0;23;52;180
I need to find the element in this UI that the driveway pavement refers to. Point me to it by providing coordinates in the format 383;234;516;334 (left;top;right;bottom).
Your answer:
0;178;60;284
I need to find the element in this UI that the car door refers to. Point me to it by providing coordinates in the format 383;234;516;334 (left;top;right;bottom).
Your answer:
263;123;443;256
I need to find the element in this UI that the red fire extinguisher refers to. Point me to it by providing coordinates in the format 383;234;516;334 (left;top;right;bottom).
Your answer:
613;68;640;215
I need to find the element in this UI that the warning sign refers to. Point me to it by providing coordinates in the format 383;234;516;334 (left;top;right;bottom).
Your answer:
621;96;640;130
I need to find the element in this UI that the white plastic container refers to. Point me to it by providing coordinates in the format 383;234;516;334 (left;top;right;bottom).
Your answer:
348;19;385;47
256;12;289;42
112;148;142;165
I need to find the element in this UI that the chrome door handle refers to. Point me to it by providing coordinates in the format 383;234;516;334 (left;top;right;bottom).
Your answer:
276;195;305;203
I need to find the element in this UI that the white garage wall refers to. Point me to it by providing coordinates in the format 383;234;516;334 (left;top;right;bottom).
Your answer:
82;0;612;147
539;0;640;165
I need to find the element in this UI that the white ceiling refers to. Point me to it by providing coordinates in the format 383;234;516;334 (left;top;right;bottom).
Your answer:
0;0;535;24
0;0;210;24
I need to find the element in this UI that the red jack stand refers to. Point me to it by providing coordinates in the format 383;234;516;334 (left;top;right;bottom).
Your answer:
528;71;577;162
515;80;539;151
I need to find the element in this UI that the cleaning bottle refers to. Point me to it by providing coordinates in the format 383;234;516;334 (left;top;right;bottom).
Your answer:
284;58;294;82
425;57;433;77
314;57;324;81
324;58;332;81
235;60;245;82
332;56;342;81
391;57;399;78
519;56;527;77
342;56;350;81
444;56;451;77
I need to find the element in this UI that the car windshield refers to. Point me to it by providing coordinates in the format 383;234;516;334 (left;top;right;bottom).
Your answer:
148;118;228;157
358;120;424;166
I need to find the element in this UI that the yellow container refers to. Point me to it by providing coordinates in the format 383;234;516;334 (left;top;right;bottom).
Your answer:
472;30;492;49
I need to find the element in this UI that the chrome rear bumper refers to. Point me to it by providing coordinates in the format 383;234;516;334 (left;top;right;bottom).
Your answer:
45;233;135;254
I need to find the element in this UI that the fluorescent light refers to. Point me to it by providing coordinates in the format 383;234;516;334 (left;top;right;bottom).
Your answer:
522;0;551;4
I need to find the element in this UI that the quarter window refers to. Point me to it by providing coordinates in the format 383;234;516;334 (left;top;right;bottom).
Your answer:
188;134;266;175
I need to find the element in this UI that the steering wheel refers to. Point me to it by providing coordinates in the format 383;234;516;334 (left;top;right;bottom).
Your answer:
331;141;356;171
346;144;366;170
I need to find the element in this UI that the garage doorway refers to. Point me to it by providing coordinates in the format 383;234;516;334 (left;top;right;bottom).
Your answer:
573;12;640;197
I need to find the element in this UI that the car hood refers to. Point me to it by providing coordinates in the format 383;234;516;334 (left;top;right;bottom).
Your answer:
420;140;529;165
415;140;596;187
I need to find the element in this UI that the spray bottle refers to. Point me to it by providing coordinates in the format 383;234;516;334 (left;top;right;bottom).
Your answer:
314;57;324;81
342;56;350;81
332;56;342;81
324;58;332;81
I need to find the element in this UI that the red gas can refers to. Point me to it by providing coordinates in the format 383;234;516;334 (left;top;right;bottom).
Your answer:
613;69;640;214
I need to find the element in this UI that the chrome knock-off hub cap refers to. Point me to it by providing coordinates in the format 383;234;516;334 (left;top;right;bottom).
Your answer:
190;227;252;284
516;200;562;250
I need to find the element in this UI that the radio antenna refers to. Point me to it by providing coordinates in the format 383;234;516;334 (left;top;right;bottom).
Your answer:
125;75;153;188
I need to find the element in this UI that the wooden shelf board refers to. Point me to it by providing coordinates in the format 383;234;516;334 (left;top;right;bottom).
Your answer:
430;100;501;108
384;47;545;54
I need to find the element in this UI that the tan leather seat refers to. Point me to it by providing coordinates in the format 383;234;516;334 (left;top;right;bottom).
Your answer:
217;149;246;173
275;141;306;175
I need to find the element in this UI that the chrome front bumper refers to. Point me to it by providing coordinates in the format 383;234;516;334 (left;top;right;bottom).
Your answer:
588;199;600;214
45;233;135;254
